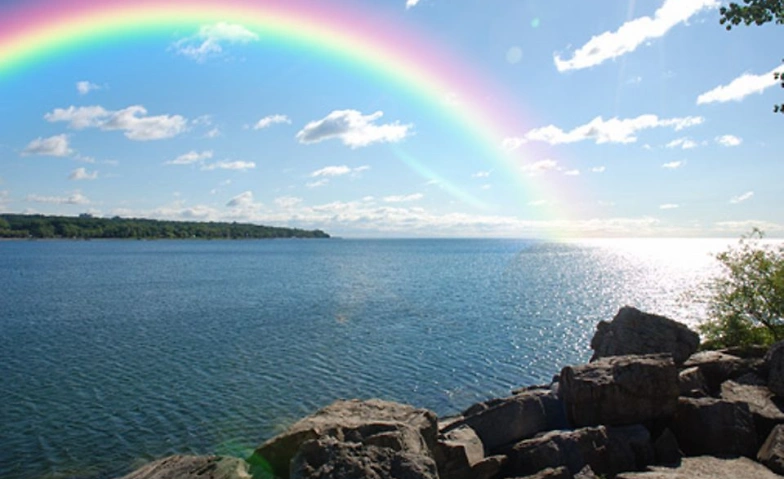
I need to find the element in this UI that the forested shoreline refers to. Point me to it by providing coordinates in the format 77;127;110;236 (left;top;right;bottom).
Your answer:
0;214;330;239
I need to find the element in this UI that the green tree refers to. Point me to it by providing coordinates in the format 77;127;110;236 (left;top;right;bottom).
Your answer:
719;0;784;113
698;229;784;348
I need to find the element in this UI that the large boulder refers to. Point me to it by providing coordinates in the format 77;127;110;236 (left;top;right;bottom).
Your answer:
290;437;438;479
590;307;699;364
251;399;437;479
616;456;784;479
678;367;708;398
560;354;679;427
721;377;784;443
768;341;784;397
759;424;784;475
444;389;567;452
433;425;484;479
504;425;652;478
682;350;759;395
117;455;250;479
672;397;757;457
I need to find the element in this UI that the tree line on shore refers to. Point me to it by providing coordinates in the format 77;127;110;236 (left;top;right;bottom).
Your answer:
0;214;330;240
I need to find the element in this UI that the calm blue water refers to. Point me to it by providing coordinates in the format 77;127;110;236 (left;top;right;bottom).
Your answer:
0;238;725;479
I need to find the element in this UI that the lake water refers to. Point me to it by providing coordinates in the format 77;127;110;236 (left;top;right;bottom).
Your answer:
0;238;732;479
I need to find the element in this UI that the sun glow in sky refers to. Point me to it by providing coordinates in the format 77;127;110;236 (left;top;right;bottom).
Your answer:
1;0;782;238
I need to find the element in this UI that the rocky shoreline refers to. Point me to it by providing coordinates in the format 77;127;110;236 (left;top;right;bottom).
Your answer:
118;307;784;478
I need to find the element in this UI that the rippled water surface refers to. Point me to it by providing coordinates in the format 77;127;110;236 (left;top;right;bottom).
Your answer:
0;238;730;478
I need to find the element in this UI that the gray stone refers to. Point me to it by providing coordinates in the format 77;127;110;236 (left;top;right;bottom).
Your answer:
290;437;438;479
573;465;599;478
516;466;571;479
616;456;784;479
446;389;567;452
590;307;699;364
606;425;654;473
470;455;506;479
117;455;250;479
251;399;437;479
768;341;784;397
560;354;679;427
683;350;752;394
434;426;484;479
721;378;784;443
678;367;708;398
673;397;757;457
759;424;784;475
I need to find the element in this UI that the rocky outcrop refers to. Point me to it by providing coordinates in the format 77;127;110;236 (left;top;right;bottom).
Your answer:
616;456;784;479
118;455;250;479
590;307;699;364
443;389;567;452
250;399;437;479
433;425;483;479
682;350;761;394
721;377;784;443
759;424;784;475
767;342;784;397
673;397;757;457
560;354;679;427
290;436;438;479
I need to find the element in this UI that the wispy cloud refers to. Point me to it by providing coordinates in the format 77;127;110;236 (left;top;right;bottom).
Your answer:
254;114;291;130
697;65;784;104
383;193;424;203
730;191;754;204
659;204;680;210
306;179;329;189
296;110;412;148
554;0;719;72
76;81;100;95
504;115;703;147
69;168;98;181
166;150;214;165
665;138;698;149
26;191;90;205
662;161;684;169
472;170;492;178
21;134;73;157
591;166;606;173
174;22;258;61
406;0;421;9
274;196;303;209
201;160;256;171
522;159;559;175
226;191;257;208
716;134;742;147
45;105;187;141
563;169;580;176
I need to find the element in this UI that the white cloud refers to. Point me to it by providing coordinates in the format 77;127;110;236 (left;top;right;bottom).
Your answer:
306;179;329;188
274;196;303;209
310;165;352;177
659;204;680;210
254;114;291;130
205;127;221;139
730;191;754;204
166;150;214;165
406;0;421;9
383;193;424;203
480;184;492;190
554;0;719;72
296;110;412;148
716;134;742;147
76;81;100;95
226;191;256;208
69;168;98;181
522;159;559;175
697;65;784;104
26;191;90;205
174;22;258;61
45;105;187;141
665;138;698;149
564;169;580;176
22;134;73;157
472;170;492;178
591;166;606;173
662;161;684;169
201;160;256;171
505;115;704;147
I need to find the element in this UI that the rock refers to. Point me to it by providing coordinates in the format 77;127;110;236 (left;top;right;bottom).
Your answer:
504;426;611;477
759;424;784;475
683;351;754;394
290;436;438;479
651;429;680;466
446;389;568;452
768;341;784;397
722;344;770;359
434;426;484;479
721;378;784;443
117;455;250;479
606;425;655;472
471;455;506;479
678;367;708;398
615;456;784;479
573;465;599;478
672;397;757;457
516;466;571;479
590;307;699;364
251;399;437;479
560;354;679;427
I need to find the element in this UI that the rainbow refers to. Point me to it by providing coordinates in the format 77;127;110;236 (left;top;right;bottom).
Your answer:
0;0;567;216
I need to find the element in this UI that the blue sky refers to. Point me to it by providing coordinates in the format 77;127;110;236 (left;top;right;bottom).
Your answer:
1;0;782;237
